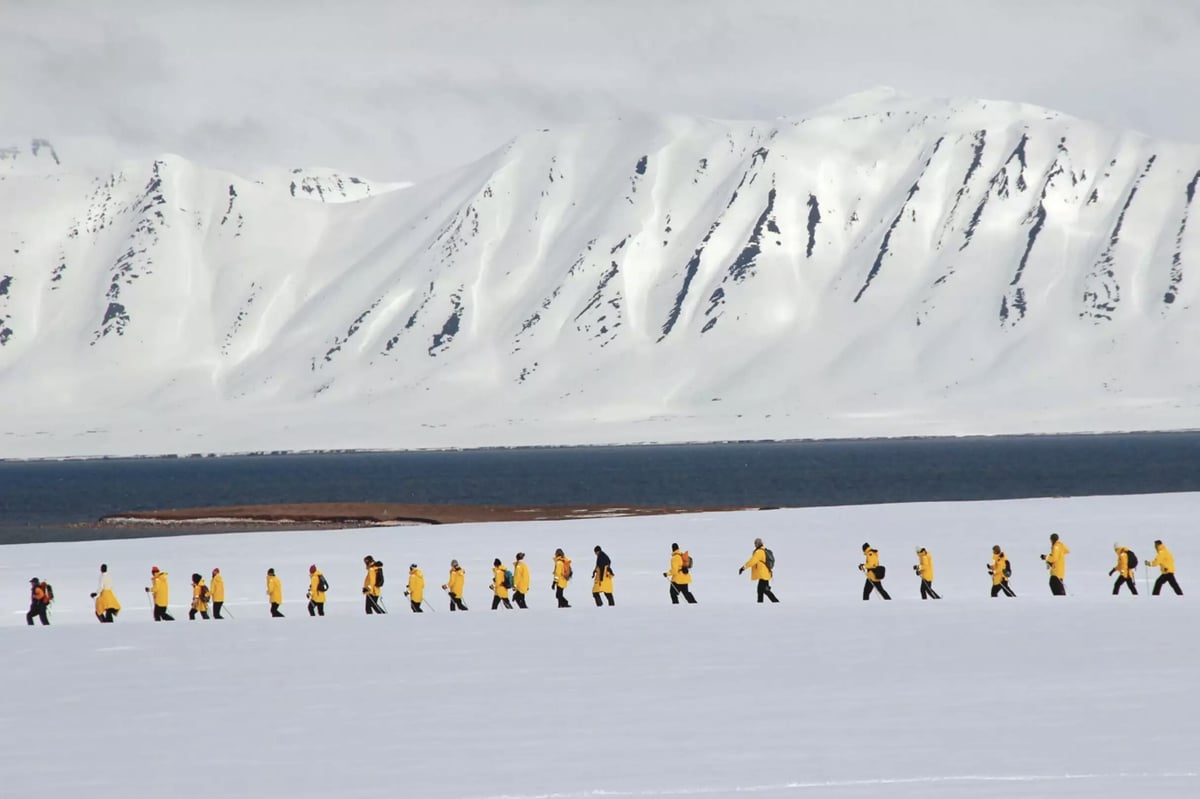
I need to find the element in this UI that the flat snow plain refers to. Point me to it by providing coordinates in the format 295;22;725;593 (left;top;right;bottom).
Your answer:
2;494;1197;798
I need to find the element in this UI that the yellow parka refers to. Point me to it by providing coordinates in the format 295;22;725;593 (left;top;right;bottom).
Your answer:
492;565;510;598
408;568;425;603
211;573;225;603
267;574;283;604
863;548;882;582
1114;548;1134;579
150;571;170;606
192;579;209;613
446;567;465;598
309;571;326;603
1045;540;1070;579
742;547;771;581
95;589;121;616
553;556;570;589
669;551;692;585
513;561;531;593
364;564;381;597
1149;544;1176;574
991;553;1009;586
592;563;613;594
917;550;934;581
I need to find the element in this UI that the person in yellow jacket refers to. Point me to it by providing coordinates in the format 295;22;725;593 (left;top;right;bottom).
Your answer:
362;555;385;614
1147;540;1183;595
591;546;615;607
859;542;891;600
490;558;514;610
512;552;531;609
1109;544;1138;595
91;563;121;623
552;548;572;608
307;564;327;616
988;545;1016;597
210;567;226;619
442;559;468;611
1040;533;1069;596
188;573;210;620
664;543;697;604
266;568;284;617
739;538;779;603
405;564;425;612
144;566;175;621
913;547;940;600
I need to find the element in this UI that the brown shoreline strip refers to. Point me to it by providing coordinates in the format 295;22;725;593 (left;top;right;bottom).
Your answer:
94;501;759;529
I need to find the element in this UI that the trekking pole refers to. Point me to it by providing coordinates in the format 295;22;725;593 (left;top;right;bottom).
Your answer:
1144;563;1150;595
224;605;235;619
377;599;388;613
423;599;436;613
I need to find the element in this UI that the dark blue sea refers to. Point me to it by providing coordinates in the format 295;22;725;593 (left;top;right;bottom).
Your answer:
3;433;1200;545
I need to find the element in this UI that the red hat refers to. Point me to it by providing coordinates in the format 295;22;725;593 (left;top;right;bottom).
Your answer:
309;565;317;573
212;567;220;574
151;566;160;573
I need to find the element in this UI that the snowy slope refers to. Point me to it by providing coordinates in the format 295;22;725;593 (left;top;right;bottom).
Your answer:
2;494;1198;797
3;91;1200;457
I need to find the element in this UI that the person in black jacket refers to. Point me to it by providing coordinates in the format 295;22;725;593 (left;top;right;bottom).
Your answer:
592;546;614;606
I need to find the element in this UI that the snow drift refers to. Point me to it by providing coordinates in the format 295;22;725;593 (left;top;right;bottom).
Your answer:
3;90;1200;458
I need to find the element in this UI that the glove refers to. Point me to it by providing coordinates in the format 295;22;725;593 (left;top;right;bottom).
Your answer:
913;565;920;573
663;572;669;578
858;564;864;571
362;587;368;594
144;587;150;592
1108;569;1116;576
1040;554;1046;560
403;591;410;597
738;568;744;575
306;591;312;599
90;592;97;598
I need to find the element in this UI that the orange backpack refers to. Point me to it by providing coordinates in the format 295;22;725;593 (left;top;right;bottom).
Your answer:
680;551;693;571
562;558;573;581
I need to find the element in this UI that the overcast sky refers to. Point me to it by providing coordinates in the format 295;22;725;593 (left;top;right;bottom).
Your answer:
3;0;1198;181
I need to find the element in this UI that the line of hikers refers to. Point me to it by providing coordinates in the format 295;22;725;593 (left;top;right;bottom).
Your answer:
20;535;1183;624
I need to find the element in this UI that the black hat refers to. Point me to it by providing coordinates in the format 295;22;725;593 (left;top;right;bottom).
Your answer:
493;558;502;566
267;568;275;575
862;542;870;551
410;563;418;569
1050;533;1059;542
594;546;602;553
671;543;679;551
192;573;202;583
29;577;38;584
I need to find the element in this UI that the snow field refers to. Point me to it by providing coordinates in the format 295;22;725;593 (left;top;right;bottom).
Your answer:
1;493;1198;797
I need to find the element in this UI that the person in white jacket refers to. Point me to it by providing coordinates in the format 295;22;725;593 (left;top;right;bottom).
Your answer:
90;563;121;623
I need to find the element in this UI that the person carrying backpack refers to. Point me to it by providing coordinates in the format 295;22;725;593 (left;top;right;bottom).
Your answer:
210;568;226;619
266;568;284;617
664;543;697;604
1110;544;1138;595
189;573;210;620
913;547;940;600
442;559;468;611
307;564;328;616
26;578;51;625
988;545;1016;597
1146;540;1183;596
490;558;514;610
512;552;531;609
552;549;572;608
591;546;614;607
92;563;121;622
1040;533;1070;596
405;564;425;612
739;538;778;603
362;555;385;614
859;543;891;600
145;567;175;621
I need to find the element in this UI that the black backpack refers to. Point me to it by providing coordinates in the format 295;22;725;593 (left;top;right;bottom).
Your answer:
873;565;887;579
375;563;385;588
318;574;330;593
763;548;775;571
1003;559;1012;578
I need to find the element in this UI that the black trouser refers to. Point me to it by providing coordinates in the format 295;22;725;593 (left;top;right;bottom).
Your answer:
1112;576;1138;595
513;591;528;608
863;579;891;600
991;581;1016;597
410;600;423;613
593;592;614;606
1049;576;1066;596
920;579;940;599
154;605;175;621
449;594;468;611
365;594;385;614
308;600;325;616
26;602;48;626
1153;574;1183;595
556;586;570;607
270;602;284;617
98;609;117;623
212;601;224;619
188;608;209;620
492;595;513;610
757;579;779;603
670;582;697;604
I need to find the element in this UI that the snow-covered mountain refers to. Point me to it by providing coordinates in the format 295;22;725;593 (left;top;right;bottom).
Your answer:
3;91;1200;458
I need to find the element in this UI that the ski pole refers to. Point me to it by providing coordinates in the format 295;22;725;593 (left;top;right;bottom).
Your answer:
423;599;436;613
